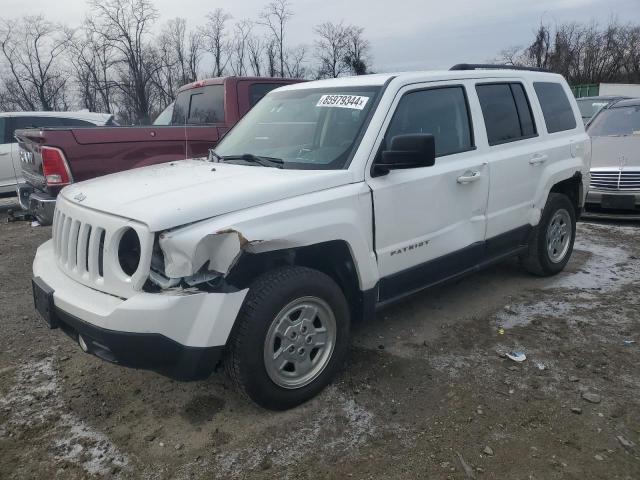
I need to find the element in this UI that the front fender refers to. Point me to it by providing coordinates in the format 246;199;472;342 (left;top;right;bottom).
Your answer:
158;182;379;290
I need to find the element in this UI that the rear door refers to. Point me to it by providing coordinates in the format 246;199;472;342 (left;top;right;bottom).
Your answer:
474;80;543;239
367;82;490;302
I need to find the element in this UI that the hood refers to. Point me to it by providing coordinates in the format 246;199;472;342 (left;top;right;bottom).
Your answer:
591;136;640;169
61;159;353;231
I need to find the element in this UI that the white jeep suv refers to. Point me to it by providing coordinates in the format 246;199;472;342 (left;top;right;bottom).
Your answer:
32;65;590;409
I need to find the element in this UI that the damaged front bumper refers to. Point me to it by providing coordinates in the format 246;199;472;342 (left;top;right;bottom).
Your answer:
33;240;248;376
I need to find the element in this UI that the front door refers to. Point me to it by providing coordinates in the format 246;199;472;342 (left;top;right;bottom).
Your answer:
367;82;490;302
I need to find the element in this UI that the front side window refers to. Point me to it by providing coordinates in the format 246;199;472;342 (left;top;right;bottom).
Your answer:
172;85;225;125
214;87;380;170
0;118;5;144
587;105;640;137
534;82;577;133
476;82;537;145
385;86;473;157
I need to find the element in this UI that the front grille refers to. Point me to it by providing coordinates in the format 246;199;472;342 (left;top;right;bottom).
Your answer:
52;195;153;298
53;210;106;280
590;170;640;191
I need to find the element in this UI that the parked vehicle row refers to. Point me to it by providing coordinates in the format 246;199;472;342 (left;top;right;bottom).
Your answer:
584;97;640;219
31;65;591;409
0;111;114;196
15;77;300;224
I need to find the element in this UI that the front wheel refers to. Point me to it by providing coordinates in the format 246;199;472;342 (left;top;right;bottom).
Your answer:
521;193;576;276
225;266;350;410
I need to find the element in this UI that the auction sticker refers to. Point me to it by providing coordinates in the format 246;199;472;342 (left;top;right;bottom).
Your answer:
316;94;369;110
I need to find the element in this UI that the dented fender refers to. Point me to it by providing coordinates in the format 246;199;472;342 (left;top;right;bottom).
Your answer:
159;228;262;278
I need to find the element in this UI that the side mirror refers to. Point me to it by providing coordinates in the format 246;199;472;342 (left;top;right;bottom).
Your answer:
374;134;436;175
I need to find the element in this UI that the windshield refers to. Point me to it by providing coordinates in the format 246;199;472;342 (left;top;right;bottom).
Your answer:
153;103;174;125
587;105;640;136
577;99;610;119
213;86;381;170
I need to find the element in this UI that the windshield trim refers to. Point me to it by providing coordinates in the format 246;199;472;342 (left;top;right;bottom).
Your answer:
214;80;393;171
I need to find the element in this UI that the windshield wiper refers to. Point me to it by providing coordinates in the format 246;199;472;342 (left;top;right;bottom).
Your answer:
219;153;284;168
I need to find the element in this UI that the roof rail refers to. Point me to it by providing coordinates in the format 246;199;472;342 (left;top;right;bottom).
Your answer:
450;63;550;73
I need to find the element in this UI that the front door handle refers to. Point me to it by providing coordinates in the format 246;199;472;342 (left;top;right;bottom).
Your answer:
529;153;548;165
457;170;482;184
0;152;9;157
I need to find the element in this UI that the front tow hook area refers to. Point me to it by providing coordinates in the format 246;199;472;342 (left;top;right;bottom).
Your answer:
78;334;90;353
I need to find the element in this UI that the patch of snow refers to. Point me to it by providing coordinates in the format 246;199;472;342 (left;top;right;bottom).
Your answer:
0;357;129;476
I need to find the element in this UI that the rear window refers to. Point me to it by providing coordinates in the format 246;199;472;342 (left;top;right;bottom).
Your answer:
476;83;537;145
533;82;577;133
249;83;284;107
172;85;225;125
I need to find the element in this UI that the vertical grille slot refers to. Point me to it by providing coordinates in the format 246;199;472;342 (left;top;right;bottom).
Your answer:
67;220;81;269
59;216;72;263
76;224;92;275
87;227;105;279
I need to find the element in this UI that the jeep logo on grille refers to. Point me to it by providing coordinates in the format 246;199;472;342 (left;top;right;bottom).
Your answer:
73;192;87;202
19;149;34;164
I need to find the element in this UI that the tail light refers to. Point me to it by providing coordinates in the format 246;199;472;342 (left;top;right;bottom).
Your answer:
41;146;72;186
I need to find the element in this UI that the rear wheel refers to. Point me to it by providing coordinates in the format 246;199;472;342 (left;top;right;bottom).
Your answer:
521;193;576;276
226;266;350;410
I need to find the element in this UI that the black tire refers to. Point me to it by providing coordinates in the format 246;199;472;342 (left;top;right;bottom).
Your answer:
521;193;576;276
225;266;350;410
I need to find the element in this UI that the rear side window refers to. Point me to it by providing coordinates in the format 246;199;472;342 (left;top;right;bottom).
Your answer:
385;86;473;157
533;82;577;133
172;85;225;125
59;118;96;127
476;83;537;145
0;118;5;144
249;83;284;107
9;116;63;142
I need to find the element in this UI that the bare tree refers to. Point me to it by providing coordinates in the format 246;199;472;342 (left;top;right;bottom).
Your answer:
314;22;370;78
344;25;371;75
247;34;264;76
0;15;72;111
259;0;293;77
314;22;349;79
264;38;278;77
285;45;307;78
231;20;253;76
201;8;232;77
87;0;161;124
152;18;203;107
494;19;640;85
69;27;118;113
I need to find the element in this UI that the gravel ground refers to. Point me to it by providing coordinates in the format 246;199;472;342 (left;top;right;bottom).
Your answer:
0;195;639;479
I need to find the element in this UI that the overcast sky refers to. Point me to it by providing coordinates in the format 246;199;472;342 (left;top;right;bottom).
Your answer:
3;0;640;72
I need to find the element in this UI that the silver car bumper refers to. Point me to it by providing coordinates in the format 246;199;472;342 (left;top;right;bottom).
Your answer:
585;189;640;220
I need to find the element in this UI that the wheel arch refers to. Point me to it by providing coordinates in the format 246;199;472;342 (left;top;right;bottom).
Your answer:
226;240;374;323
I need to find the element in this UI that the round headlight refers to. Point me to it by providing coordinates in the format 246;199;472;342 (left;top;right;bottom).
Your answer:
118;227;141;276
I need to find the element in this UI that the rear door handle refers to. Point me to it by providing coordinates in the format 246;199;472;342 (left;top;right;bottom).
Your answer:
0;152;9;156
457;170;482;184
529;153;548;165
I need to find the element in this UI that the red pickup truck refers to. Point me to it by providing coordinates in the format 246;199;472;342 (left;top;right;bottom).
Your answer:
16;76;300;224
